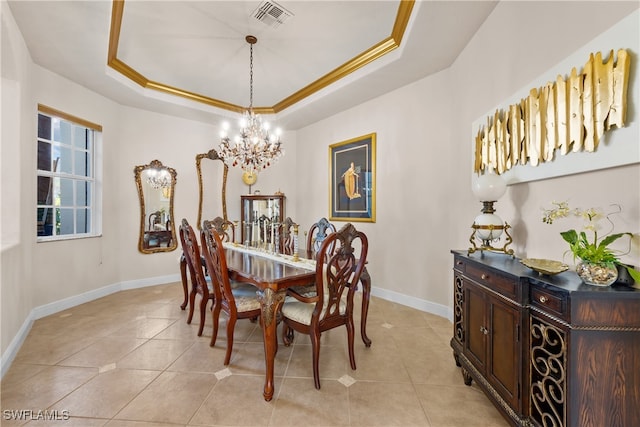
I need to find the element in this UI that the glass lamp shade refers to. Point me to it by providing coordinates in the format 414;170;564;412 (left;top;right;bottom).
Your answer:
473;213;505;240
472;173;507;202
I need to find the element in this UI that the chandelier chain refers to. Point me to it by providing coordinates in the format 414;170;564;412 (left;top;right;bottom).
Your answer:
249;42;254;109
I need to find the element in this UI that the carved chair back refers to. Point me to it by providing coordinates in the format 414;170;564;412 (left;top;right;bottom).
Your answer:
307;217;337;260
206;216;235;243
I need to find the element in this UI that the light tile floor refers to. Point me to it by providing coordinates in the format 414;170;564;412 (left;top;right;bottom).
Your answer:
1;283;508;426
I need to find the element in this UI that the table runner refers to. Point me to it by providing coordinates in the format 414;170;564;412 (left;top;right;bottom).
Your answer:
222;242;316;271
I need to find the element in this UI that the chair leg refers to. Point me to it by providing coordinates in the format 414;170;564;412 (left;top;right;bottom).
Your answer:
224;316;237;365
311;330;321;389
197;296;207;336
210;301;222;347
347;319;356;370
180;256;188;310
186;289;196;324
282;322;293;346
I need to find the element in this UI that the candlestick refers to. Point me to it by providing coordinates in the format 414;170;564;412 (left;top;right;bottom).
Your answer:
292;223;300;261
243;221;250;247
304;230;308;257
271;223;275;252
263;221;267;249
252;221;258;247
233;220;239;244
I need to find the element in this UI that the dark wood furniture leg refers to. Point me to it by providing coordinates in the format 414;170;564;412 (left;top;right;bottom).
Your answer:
256;288;285;401
180;253;188;310
360;267;372;347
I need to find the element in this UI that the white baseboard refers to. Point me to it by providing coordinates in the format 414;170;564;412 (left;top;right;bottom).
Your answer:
370;287;453;322
0;273;180;379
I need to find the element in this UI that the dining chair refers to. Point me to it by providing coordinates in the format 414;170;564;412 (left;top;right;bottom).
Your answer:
208;216;235;243
178;216;233;311
306;217;337;259
144;211;163;248
287;217;337;301
281;222;369;389
201;221;262;365
179;218;214;336
148;210;162;231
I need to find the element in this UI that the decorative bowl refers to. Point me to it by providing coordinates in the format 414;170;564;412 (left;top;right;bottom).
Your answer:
520;258;569;276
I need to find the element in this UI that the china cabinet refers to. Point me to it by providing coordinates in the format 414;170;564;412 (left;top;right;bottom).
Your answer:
240;194;285;245
451;250;640;427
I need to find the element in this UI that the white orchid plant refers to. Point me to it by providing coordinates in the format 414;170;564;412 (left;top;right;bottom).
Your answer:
541;201;640;283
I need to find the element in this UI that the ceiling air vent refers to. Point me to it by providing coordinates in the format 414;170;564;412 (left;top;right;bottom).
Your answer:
252;1;293;28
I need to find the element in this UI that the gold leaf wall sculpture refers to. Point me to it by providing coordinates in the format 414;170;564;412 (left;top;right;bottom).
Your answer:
474;49;630;174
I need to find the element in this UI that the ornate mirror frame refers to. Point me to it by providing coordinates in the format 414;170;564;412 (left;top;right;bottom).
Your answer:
134;159;178;254
196;149;229;229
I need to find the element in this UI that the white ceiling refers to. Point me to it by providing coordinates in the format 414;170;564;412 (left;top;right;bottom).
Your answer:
8;0;498;130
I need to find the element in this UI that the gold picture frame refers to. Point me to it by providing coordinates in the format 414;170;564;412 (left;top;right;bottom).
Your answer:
329;133;376;222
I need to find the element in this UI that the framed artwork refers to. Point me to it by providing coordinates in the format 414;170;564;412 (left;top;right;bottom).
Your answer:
329;133;376;222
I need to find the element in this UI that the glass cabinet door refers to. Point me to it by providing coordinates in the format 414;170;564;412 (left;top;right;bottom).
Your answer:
241;194;285;245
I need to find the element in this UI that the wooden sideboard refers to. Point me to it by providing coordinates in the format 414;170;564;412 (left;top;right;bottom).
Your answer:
450;250;640;427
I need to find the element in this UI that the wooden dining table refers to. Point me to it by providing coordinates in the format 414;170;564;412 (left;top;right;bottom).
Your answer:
178;245;372;401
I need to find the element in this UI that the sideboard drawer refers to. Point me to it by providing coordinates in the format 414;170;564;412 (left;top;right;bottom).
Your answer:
466;263;518;300
530;286;567;320
453;256;466;273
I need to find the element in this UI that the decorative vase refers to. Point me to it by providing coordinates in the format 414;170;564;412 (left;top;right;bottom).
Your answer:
576;261;618;286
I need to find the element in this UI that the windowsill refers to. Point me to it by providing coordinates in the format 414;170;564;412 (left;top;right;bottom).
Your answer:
36;234;103;243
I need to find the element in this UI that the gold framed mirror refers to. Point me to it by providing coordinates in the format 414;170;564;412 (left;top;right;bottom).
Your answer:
196;149;229;229
134;159;178;254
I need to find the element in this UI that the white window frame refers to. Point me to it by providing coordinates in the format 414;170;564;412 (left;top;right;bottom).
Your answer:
36;104;102;241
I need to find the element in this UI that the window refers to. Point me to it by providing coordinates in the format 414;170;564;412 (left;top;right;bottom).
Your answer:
36;105;102;240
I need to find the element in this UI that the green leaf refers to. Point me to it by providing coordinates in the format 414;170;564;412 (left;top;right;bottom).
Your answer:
578;231;589;246
560;229;578;245
625;266;640;284
599;232;629;249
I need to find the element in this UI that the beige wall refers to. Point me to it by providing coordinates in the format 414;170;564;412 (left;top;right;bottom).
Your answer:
2;1;639;373
2;0;37;366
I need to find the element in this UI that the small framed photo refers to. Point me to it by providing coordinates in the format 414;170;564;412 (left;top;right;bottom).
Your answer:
329;133;376;222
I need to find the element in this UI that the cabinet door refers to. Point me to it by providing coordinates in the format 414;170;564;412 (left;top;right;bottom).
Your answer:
464;280;521;411
464;282;487;372
487;295;521;411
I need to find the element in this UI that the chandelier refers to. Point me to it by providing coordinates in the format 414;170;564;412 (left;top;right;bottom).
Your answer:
218;35;284;174
146;167;172;189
